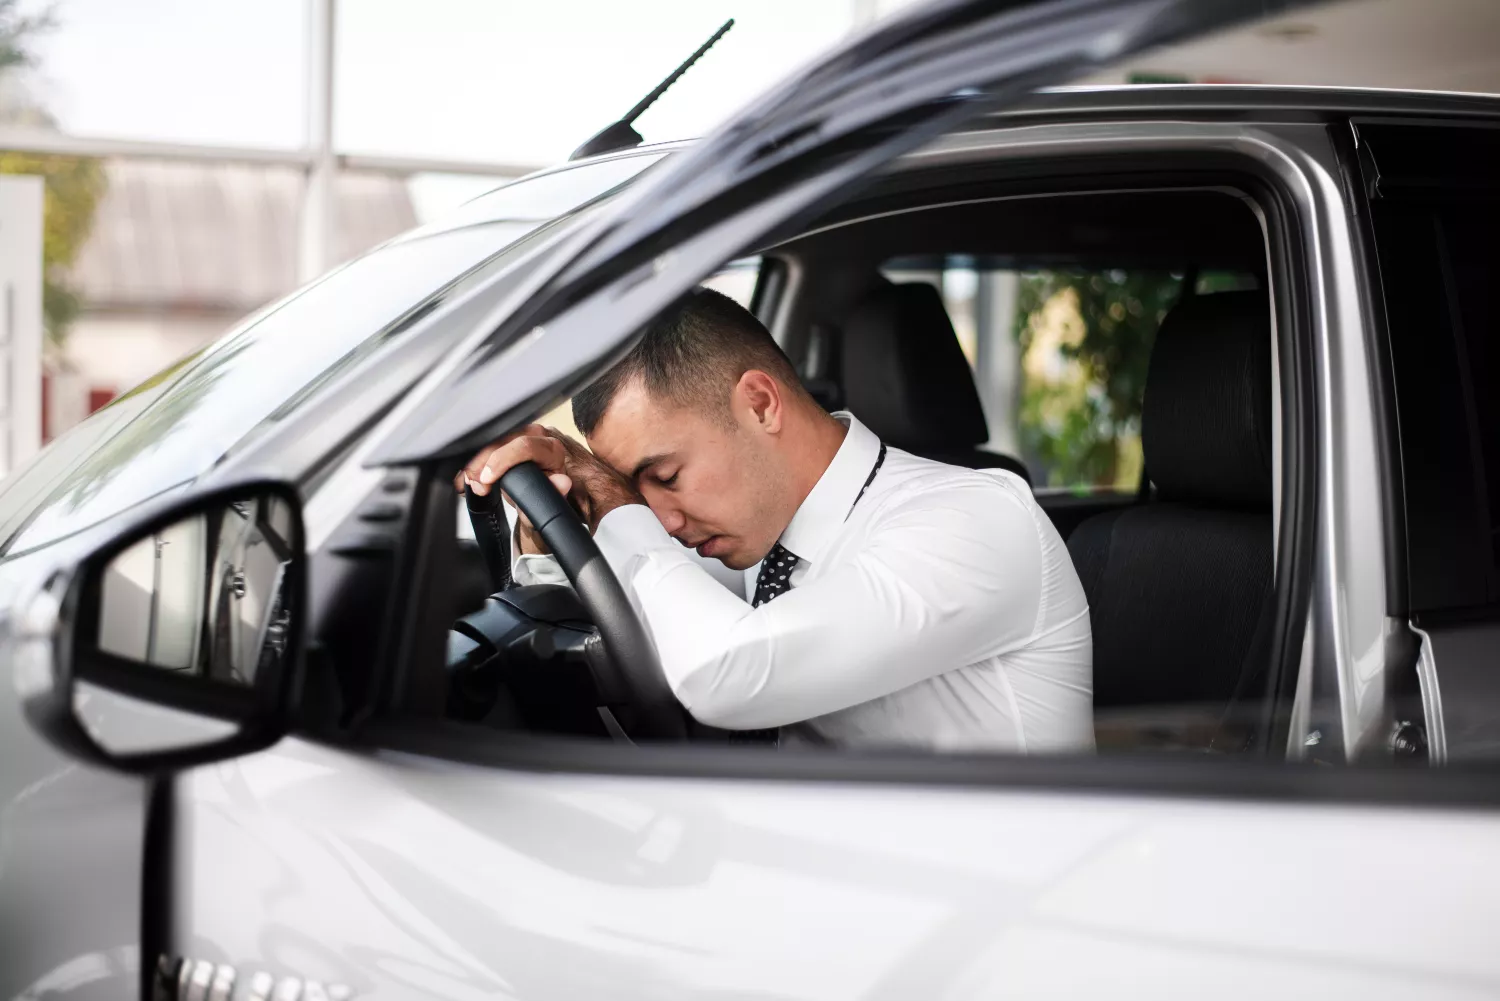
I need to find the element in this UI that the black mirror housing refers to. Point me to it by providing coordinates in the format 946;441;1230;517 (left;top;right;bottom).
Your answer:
19;480;306;774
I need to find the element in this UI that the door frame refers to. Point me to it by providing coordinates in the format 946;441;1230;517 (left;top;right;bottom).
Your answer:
343;121;1351;787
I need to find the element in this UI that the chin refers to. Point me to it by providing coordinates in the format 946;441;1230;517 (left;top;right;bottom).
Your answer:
718;548;756;571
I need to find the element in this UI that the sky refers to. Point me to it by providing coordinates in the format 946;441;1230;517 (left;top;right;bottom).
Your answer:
22;0;909;167
21;1;1500;214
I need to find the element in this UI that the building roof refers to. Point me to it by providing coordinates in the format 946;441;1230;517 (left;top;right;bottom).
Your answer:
69;158;417;313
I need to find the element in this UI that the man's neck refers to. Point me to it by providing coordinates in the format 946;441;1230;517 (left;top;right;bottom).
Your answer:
783;405;849;517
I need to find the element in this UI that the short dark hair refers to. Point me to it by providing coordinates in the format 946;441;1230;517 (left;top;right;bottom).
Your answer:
572;286;802;436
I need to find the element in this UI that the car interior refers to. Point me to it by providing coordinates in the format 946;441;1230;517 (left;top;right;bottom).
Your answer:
439;169;1280;755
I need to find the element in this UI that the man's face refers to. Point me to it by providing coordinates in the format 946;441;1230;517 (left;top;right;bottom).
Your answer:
585;377;787;570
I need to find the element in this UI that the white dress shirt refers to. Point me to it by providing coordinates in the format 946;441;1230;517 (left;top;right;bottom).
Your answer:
514;413;1093;752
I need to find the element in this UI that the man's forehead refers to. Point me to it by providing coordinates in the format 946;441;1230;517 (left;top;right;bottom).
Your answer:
586;379;685;471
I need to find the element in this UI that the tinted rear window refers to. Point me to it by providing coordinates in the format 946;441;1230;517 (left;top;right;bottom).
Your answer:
1362;121;1500;614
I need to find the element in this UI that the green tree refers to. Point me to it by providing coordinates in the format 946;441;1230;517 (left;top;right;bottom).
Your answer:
0;1;106;347
1013;270;1183;491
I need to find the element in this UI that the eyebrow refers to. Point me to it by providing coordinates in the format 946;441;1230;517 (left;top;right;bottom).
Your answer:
631;453;674;481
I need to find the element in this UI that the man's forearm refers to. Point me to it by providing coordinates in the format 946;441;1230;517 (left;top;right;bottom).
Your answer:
590;497;1045;730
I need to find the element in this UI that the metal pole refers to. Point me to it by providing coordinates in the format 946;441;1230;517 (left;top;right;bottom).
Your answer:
0;126;541;177
973;271;1021;455
299;0;337;284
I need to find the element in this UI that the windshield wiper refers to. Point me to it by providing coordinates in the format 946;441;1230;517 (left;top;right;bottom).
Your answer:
570;18;735;161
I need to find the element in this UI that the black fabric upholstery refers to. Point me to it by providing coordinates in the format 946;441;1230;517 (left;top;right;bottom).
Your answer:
1071;505;1273;709
1143;290;1273;509
1068;290;1275;726
840;282;1030;483
841;282;991;450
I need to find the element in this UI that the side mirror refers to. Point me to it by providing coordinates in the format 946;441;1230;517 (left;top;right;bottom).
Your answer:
19;482;305;773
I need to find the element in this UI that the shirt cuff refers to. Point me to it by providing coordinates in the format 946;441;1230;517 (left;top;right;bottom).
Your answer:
513;553;568;587
503;495;571;587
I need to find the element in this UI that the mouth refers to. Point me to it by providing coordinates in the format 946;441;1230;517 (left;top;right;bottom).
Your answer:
693;535;726;558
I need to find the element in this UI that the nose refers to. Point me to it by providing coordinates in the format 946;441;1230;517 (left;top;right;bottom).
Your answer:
650;499;687;538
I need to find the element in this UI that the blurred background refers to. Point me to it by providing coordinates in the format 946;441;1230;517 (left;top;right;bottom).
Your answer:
1;0;1496;490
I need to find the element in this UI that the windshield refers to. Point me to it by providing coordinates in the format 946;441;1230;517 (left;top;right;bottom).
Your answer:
0;151;666;558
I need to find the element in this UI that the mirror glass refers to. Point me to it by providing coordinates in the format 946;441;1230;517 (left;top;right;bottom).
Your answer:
93;490;297;687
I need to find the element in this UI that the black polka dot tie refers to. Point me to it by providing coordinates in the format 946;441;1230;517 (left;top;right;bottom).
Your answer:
732;541;800;745
752;542;799;607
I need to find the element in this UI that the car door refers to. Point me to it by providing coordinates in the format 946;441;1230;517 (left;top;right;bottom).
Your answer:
163;2;1500;999
0;152;670;1001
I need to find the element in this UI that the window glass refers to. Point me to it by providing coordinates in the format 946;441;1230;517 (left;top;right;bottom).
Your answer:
1364;122;1500;614
0;148;666;560
881;261;1259;493
699;257;762;309
409;153;668;237
0;213;613;560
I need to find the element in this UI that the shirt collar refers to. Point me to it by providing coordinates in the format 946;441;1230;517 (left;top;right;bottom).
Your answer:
778;412;881;566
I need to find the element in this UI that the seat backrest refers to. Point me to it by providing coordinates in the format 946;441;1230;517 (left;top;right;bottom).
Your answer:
1067;290;1274;718
839;282;1030;483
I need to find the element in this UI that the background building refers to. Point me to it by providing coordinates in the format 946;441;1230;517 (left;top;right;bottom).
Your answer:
47;158;418;436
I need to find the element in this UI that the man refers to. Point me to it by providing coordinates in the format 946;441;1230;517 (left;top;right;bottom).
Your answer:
461;287;1092;751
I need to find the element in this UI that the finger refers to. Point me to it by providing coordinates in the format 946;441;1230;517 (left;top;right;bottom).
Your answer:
548;472;573;497
478;435;567;487
461;424;555;485
461;445;498;487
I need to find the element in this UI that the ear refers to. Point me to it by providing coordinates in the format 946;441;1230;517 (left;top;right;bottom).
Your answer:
733;369;785;435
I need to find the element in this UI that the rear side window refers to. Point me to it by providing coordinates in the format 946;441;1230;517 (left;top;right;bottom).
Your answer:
1360;121;1500;615
881;260;1254;493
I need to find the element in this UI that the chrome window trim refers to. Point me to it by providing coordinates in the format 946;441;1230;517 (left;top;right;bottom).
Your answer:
1253;124;1388;761
1411;625;1449;765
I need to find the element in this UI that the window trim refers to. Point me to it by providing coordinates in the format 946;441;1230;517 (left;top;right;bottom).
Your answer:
347;717;1500;809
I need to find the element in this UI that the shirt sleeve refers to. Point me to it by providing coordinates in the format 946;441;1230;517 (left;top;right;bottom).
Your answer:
505;499;571;586
507;499;745;594
592;486;1045;730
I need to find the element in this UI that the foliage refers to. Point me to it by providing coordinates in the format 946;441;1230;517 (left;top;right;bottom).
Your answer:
0;151;106;345
0;2;106;348
1012;269;1183;491
0;0;51;74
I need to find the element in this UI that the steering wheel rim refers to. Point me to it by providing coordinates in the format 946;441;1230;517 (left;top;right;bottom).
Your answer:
496;461;685;740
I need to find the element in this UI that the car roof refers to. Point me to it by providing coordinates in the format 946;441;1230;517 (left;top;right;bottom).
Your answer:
1001;82;1500;121
487;140;695;194
555;84;1500;180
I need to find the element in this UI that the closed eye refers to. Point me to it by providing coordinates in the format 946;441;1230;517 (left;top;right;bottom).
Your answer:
657;472;679;487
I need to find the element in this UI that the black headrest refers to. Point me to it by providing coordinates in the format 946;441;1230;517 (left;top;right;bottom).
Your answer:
1142;290;1273;509
840;282;989;450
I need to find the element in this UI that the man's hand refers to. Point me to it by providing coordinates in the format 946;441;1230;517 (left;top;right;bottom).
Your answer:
455;425;642;554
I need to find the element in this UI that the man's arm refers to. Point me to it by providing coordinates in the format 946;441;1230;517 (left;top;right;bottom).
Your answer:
459;424;746;594
592;481;1046;730
508;500;744;594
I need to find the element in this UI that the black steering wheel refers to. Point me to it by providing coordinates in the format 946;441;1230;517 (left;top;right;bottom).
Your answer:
465;461;685;739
